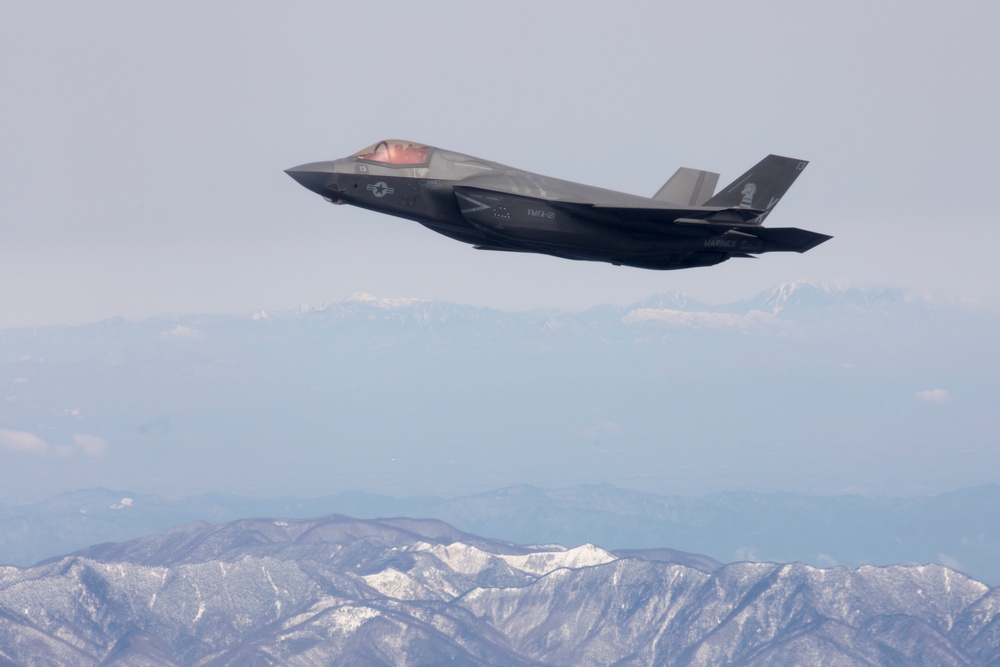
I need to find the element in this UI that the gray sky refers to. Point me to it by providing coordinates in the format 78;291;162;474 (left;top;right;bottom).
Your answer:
2;0;999;328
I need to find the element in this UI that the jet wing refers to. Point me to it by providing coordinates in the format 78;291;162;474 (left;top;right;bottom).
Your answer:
473;244;534;253
587;202;767;225
585;202;831;252
454;183;765;226
454;186;830;253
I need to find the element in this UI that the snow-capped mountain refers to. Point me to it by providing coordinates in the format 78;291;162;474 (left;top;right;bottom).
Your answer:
1;514;997;666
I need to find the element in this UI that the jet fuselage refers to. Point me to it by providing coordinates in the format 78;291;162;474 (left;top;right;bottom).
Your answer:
286;140;829;270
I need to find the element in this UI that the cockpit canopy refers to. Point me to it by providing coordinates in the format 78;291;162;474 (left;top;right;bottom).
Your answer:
352;140;431;165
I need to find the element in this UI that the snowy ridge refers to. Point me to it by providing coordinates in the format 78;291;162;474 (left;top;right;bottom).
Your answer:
0;515;996;665
417;542;500;576
496;543;616;576
756;280;829;313
415;541;617;578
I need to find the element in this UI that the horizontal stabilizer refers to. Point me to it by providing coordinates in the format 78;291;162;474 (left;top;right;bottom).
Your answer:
653;168;719;206
750;227;832;253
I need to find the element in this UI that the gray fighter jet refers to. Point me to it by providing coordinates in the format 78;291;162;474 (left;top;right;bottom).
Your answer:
286;140;830;270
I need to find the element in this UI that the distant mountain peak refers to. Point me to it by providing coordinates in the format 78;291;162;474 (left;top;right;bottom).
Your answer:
754;280;831;313
741;281;915;315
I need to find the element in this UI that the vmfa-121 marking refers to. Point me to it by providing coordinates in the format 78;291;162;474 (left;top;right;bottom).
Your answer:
285;140;831;270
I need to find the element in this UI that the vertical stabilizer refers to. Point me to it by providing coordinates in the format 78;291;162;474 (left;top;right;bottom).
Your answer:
653;168;719;206
705;155;808;222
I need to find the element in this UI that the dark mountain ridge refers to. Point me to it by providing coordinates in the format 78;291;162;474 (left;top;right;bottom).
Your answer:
4;483;1000;585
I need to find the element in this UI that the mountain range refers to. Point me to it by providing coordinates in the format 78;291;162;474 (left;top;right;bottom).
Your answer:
1;514;997;666
1;281;996;501
2;482;999;586
1;283;997;663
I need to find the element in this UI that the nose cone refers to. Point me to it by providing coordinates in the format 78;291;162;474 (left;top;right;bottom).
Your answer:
284;160;341;196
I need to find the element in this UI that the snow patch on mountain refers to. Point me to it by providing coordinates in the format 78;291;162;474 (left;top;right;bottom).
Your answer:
419;542;500;576
362;567;442;601
161;325;205;340
343;293;427;308
110;497;133;509
497;543;616;576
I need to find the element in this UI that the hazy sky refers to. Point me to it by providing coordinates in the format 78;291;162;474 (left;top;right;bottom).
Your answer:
2;1;998;328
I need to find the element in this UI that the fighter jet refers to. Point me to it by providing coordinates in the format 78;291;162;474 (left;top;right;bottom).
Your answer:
285;140;830;270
